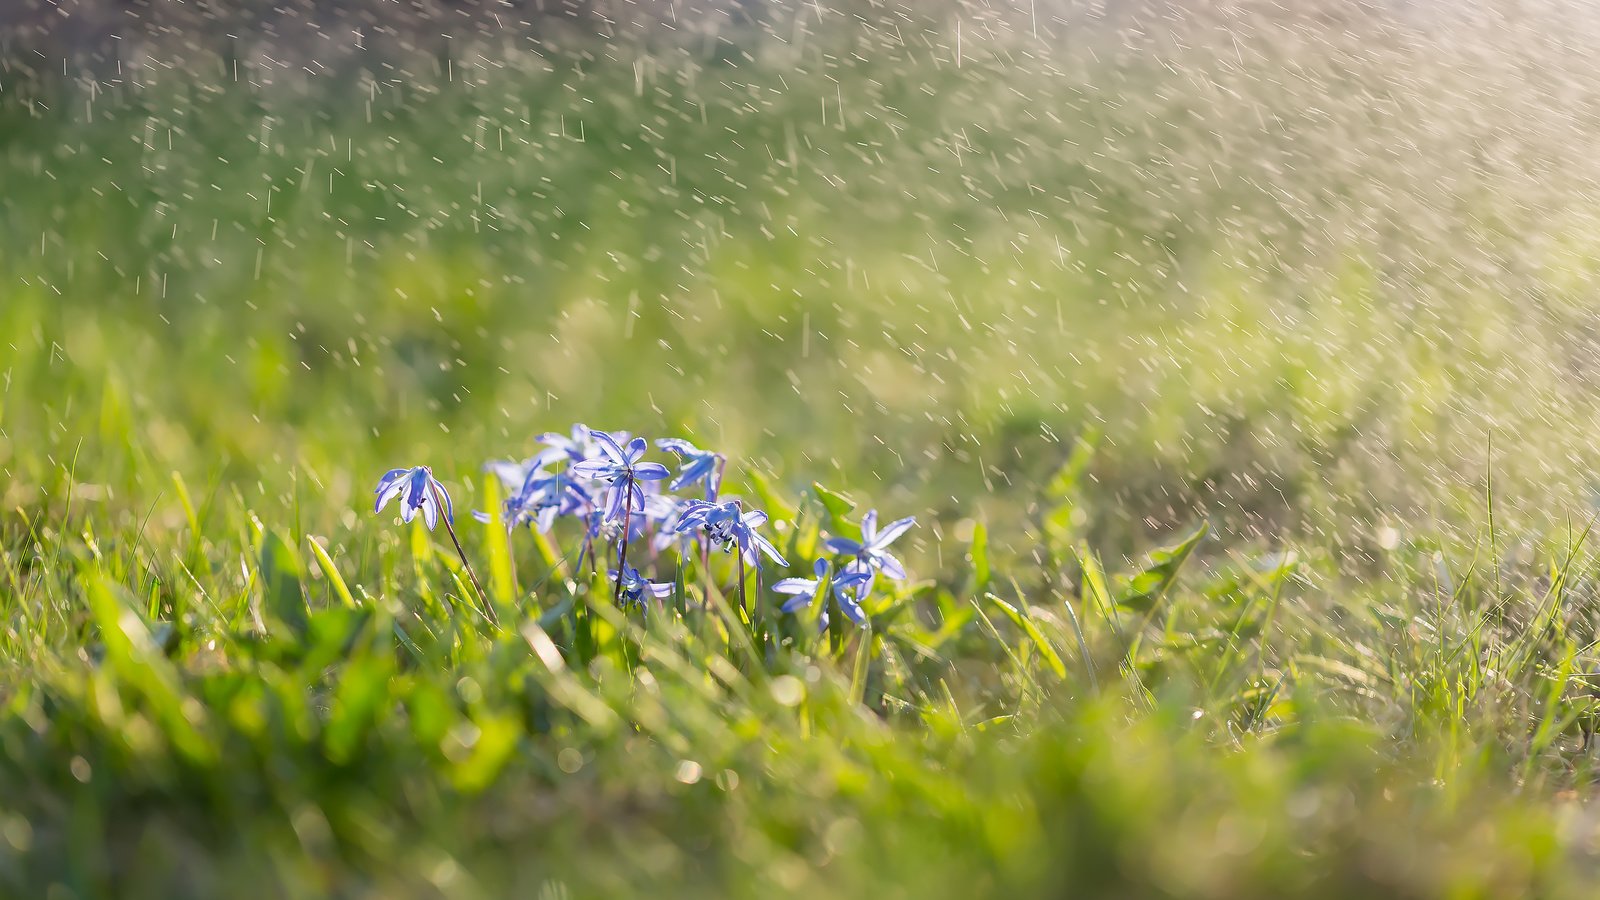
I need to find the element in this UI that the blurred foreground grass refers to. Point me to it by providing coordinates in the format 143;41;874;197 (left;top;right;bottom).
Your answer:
9;1;1600;896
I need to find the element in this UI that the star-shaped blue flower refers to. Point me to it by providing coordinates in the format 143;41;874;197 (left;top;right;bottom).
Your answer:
774;558;873;628
655;437;723;495
825;509;915;581
569;430;671;524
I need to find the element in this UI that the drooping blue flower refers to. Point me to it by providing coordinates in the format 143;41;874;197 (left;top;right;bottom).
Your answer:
825;509;916;581
655;438;723;495
674;499;788;568
374;465;493;620
374;465;454;531
610;563;673;608
569;430;671;524
774;558;873;628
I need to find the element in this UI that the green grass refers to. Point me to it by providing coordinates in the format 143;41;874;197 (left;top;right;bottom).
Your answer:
8;2;1600;896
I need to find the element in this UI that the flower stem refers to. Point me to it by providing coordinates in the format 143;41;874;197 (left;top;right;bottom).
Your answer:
613;478;635;606
505;524;522;599
432;484;497;627
737;552;748;618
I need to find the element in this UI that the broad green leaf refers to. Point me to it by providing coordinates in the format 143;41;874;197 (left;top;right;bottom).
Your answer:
325;654;394;764
84;572;215;763
451;714;521;793
259;528;309;640
1116;521;1210;615
171;470;200;538
849;627;874;706
969;520;990;589
746;468;797;524
1077;543;1115;618
1046;429;1099;498
481;474;516;606
812;482;859;537
984;593;1068;680
406;677;456;751
302;606;372;674
307;536;357;609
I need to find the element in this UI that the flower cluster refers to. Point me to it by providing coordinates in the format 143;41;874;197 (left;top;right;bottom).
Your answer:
371;424;914;627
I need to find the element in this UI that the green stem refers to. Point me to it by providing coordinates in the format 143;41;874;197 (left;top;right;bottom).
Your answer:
432;483;497;627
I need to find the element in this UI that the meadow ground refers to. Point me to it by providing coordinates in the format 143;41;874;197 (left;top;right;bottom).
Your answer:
8;1;1600;896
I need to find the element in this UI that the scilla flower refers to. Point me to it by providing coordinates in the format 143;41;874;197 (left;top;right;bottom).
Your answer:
570;430;671;524
775;558;873;628
374;465;454;530
826;510;916;581
482;447;566;491
655;438;722;495
374;465;495;625
476;463;590;533
610;564;673;608
674;499;788;568
537;423;619;464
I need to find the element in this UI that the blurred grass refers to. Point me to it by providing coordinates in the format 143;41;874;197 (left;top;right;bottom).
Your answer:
9;1;1600;896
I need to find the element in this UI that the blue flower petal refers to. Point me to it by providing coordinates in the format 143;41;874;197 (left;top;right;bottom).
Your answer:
780;593;815;613
633;462;672;481
569;459;615;480
374;468;409;494
824;536;863;556
484;459;530;487
375;477;408;514
656;438;700;456
405;468;431;512
870;516;917;550
772;577;818;594
591;430;629;466
432;479;454;524
752;533;788;568
874;550;906;580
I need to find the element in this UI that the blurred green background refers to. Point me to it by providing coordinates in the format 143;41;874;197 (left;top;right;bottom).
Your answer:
9;1;1600;896
10;0;1600;558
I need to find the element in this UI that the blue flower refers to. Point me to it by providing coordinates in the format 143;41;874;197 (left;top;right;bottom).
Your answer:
655;438;723;495
641;486;681;527
610;564;673;608
538;423;624;465
569;430;671;524
647;493;697;553
476;462;591;532
774;558;873;628
674;499;788;568
374;466;455;530
825;510;915;581
482;447;567;490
